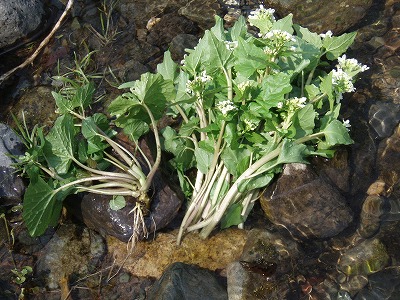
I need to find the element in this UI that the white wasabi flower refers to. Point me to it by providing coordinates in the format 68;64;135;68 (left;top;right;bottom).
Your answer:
248;5;275;22
263;30;296;42
224;40;238;50
199;70;212;83
343;119;351;128
289;97;307;109
319;30;333;39
332;69;355;93
237;81;252;93
216;100;237;116
337;54;369;75
244;118;258;131
277;101;283;109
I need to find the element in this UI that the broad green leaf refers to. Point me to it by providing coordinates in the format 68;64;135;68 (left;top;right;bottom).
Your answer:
123;119;149;141
323;32;357;60
229;15;247;41
220;203;243;229
288;104;316;138
194;145;213;174
233;37;268;77
131;72;174;120
320;72;334;110
44;114;76;174
293;25;323;49
271;14;294;34
162;126;194;170
221;147;250;178
109;195;126;210
210;15;225;41
157;51;178;81
276;139;309;164
203;30;234;73
257;73;292;110
182;38;207;76
53;91;72;114
22;177;62;236
322;120;353;146
238;173;274;193
108;94;140;117
72;82;95;110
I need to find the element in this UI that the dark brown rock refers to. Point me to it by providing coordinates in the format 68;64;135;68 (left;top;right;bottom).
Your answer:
169;33;199;61
264;0;373;34
260;163;353;239
179;0;221;30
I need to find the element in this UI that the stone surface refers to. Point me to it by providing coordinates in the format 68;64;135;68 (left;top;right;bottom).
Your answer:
147;262;228;300
169;33;199;61
35;224;106;290
369;102;400;139
337;238;389;277
260;163;353;239
0;0;45;48
106;228;247;278
179;0;221;30
0;123;25;204
264;0;373;34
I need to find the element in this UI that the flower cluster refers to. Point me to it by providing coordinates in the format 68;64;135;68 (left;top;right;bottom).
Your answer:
332;55;369;95
186;70;212;95
262;29;296;57
224;40;238;51
319;30;333;39
216;100;237;116
248;5;275;24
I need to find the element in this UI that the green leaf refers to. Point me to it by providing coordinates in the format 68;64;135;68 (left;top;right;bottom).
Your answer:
203;30;234;73
210;15;225;41
194;145;213;174
229;15;247;41
108;94;140;117
157;51;178;81
322;120;353;146
320;72;334;109
44;114;76;174
124;119;149;141
288;104;316;138
323;32;357;60
221;147;250;178
220;203;243;229
53;91;72;114
238;173;274;193
277;139;309;164
162;126;194;170
271;14;293;34
109;195;126;210
72;82;95;110
22;177;62;236
257;73;292;110
294;25;323;49
233;37;268;77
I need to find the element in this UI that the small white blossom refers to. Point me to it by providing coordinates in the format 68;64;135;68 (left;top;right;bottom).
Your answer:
332;68;355;93
216;100;237;116
319;30;333;39
225;40;238;50
289;97;307;109
248;5;275;22
199;70;212;83
263;30;296;42
277;101;283;109
343;119;351;128
237;81;252;93
244;118;258;131
337;54;369;75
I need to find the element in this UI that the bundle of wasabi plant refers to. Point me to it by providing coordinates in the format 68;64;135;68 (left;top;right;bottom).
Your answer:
151;6;368;243
16;67;172;248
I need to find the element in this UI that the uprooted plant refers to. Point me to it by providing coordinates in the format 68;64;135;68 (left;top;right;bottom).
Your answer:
15;66;172;248
152;7;368;244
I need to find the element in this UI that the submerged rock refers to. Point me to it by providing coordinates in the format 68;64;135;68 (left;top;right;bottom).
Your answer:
264;0;373;34
147;262;228;300
0;0;45;49
260;163;353;239
0;123;25;205
369;102;400;139
179;0;221;30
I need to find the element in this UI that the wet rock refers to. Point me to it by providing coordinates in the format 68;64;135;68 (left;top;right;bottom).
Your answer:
354;266;400;300
260;163;353;239
369;102;400;139
377;124;400;179
337;238;389;277
35;224;106;290
106;228;246;278
0;123;25;205
169;33;199;61
227;229;301;300
146;12;199;48
147;262;228;300
264;0;373;34
0;0;45;49
179;0;221;30
358;195;385;238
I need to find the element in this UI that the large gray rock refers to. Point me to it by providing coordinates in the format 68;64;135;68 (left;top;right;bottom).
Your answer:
147;262;228;300
260;163;353;239
264;0;373;34
0;123;25;205
0;0;45;48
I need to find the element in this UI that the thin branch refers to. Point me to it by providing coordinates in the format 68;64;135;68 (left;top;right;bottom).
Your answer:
0;0;74;84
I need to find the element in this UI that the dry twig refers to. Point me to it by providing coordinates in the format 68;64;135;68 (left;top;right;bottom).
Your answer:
0;0;74;84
